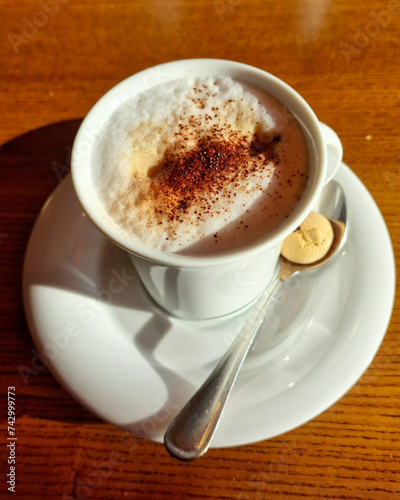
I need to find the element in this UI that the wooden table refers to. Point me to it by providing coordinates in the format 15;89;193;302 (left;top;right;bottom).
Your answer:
1;1;399;498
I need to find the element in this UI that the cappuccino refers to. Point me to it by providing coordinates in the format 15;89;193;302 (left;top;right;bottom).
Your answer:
93;76;309;254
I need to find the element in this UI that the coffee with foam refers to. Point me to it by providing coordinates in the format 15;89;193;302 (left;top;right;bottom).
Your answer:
93;76;309;254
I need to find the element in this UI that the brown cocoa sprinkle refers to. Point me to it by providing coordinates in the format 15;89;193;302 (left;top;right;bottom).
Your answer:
147;127;281;223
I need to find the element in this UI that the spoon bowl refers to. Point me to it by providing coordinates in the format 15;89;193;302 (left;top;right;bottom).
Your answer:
164;181;347;461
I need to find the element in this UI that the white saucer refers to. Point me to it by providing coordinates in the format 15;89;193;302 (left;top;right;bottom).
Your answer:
23;163;395;447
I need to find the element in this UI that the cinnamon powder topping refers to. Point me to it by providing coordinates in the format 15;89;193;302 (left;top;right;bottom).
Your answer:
148;131;280;223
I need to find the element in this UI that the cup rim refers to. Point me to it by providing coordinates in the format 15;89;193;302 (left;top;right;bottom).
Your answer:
71;58;327;268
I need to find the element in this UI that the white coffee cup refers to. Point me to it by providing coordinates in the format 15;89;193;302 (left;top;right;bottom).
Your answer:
71;59;342;320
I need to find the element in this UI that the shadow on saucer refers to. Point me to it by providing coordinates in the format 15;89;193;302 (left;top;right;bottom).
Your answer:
120;313;197;441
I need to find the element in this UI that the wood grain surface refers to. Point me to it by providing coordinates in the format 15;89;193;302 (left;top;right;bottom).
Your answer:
1;0;399;498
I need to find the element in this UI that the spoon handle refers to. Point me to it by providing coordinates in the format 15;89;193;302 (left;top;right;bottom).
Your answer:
164;274;285;460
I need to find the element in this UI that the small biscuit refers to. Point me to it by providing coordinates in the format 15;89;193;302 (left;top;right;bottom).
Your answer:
281;212;334;264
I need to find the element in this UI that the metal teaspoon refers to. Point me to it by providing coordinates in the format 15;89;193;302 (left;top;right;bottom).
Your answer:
164;181;347;460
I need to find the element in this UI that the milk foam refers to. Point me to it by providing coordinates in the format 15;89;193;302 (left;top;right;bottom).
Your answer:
93;76;309;254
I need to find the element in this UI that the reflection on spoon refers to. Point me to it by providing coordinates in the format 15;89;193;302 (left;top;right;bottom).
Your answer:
164;181;347;461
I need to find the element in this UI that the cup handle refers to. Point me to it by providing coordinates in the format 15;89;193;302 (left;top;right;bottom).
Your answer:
320;122;343;184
